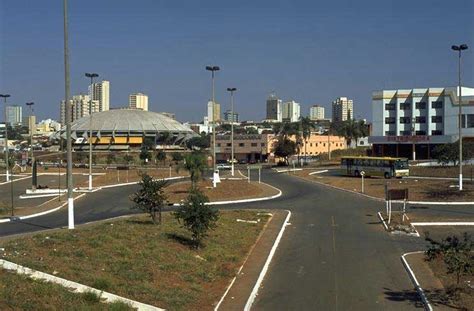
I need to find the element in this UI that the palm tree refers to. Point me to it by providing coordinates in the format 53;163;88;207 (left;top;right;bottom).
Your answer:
301;117;315;161
183;152;208;189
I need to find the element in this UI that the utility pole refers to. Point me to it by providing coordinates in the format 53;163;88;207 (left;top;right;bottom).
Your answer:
227;87;237;176
64;0;74;229
206;65;220;187
85;73;99;191
452;44;468;191
0;94;11;182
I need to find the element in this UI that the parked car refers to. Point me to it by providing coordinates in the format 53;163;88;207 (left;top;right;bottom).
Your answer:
217;163;231;170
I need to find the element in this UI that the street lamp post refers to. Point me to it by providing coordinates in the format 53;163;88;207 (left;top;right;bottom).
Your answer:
205;65;220;187
227;87;237;176
25;102;34;166
0;94;11;182
452;44;468;191
411;117;416;161
64;0;74;229
85;72;99;191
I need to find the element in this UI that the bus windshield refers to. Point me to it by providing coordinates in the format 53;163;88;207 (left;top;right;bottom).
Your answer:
395;159;409;170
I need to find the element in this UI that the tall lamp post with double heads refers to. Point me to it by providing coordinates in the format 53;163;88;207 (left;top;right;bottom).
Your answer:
452;44;468;191
227;87;237;176
85;72;99;190
0;94;11;182
205;65;220;187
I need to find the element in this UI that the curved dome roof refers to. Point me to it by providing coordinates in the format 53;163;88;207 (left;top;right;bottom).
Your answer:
71;109;194;134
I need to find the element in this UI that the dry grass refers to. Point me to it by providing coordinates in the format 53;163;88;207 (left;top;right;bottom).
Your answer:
0;269;133;310
0;210;270;311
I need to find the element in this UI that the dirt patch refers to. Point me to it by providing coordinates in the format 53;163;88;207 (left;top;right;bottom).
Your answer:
165;179;278;204
426;255;474;310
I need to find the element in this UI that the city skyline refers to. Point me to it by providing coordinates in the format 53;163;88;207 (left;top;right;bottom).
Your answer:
1;0;473;123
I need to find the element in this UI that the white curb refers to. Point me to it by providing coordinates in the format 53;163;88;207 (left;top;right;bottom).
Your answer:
377;212;389;231
401;251;433;311
244;210;292;311
308;170;328;175
274;168;303;173
411;222;474;226
0;259;163;311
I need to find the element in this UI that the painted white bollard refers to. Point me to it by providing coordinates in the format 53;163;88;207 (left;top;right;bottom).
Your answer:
360;171;365;193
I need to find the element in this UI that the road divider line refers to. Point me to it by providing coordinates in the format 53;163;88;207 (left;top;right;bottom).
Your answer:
244;210;291;311
0;259;163;311
377;212;389;230
401;251;433;311
100;176;188;189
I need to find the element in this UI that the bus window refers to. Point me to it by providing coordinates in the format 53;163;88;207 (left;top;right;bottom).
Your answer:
395;159;408;169
341;159;347;166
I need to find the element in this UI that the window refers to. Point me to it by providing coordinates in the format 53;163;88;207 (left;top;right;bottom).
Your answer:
385;117;396;124
431;130;443;135
415;101;426;109
415;130;426;135
385;131;396;136
400;130;411;136
467;114;474;128
239;143;245;147
415;116;426;123
217;143;221;147
431;116;442;123
385;103;396;110
400;103;411;110
251;143;258;147
261;143;265;147
227;143;231;147
323;143;326;147
316;143;318;147
399;117;411;124
310;143;313;147
431;101;443;109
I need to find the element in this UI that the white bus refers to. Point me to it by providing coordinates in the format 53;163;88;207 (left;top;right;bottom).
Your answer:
341;156;409;179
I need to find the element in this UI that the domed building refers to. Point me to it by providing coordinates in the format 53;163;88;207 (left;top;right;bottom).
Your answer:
65;109;196;151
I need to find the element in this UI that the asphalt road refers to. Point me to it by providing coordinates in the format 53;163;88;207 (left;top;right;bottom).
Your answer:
0;173;88;210
0;168;446;310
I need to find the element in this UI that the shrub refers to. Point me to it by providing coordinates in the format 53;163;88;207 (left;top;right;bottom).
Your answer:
130;174;168;224
173;188;219;248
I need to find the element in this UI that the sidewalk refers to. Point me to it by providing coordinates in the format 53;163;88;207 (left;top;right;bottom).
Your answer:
217;210;288;310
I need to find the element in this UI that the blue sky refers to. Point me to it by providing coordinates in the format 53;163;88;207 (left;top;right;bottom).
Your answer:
0;0;473;123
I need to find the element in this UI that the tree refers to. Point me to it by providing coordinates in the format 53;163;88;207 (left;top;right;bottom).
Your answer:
130;174;168;224
155;150;166;165
432;141;474;166
123;153;134;165
186;134;210;150
300;117;315;160
171;152;184;163
425;233;473;285
139;147;151;164
182;152;208;188
106;152;116;165
245;127;259;135
174;188;219;248
272;136;297;165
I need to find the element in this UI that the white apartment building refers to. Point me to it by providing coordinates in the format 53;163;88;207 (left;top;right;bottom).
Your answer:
266;93;282;122
369;86;474;159
282;100;300;122
207;100;221;122
60;94;99;124
309;105;325;121
89;80;110;111
5;105;22;125
332;97;353;122
129;93;148;111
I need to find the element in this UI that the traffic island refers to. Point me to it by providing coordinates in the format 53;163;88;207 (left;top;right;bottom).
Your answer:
0;210;271;310
165;179;280;204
